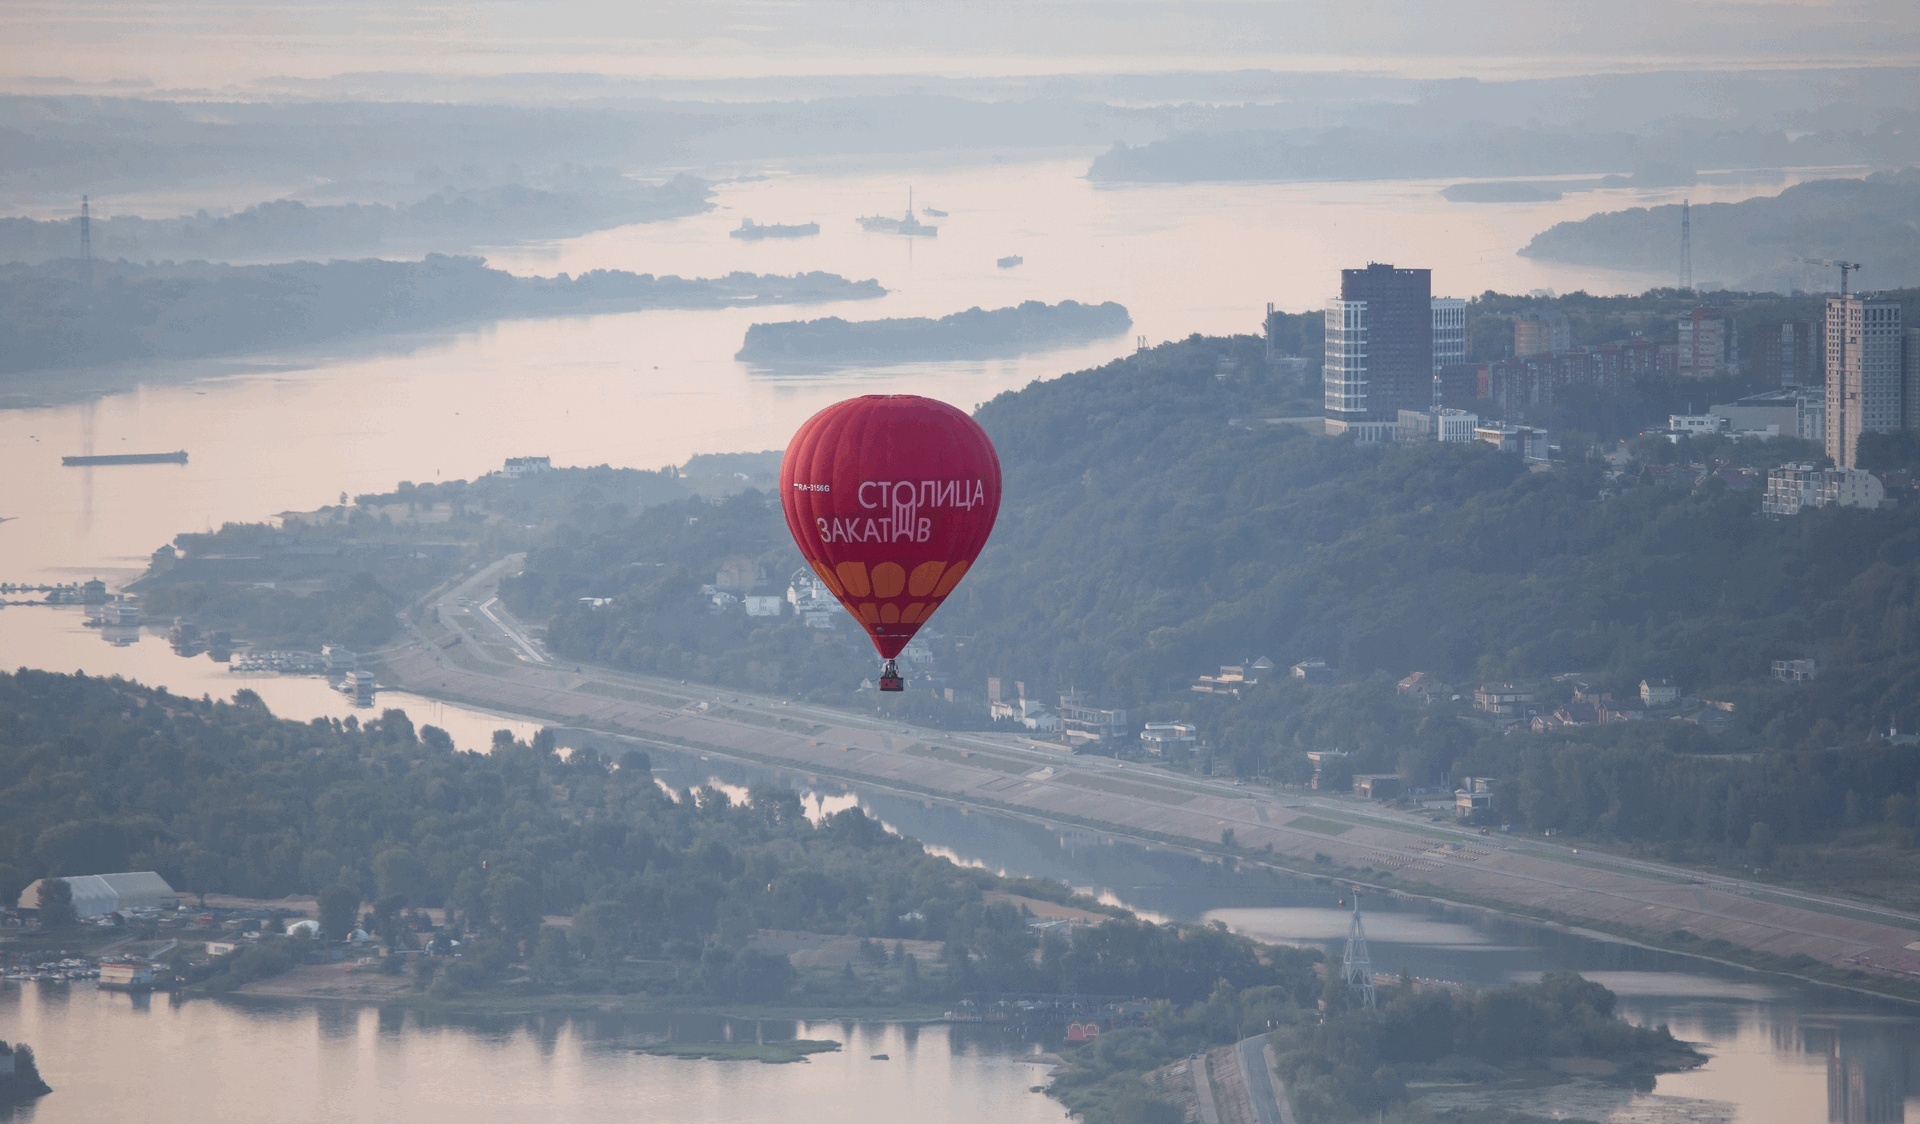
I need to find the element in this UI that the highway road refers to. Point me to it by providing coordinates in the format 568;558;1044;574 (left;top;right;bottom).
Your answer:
376;555;1920;992
1237;1035;1293;1124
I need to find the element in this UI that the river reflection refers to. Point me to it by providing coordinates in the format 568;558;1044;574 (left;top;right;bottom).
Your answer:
0;982;1064;1124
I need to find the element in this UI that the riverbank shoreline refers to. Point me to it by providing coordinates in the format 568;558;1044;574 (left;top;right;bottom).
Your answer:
208;964;957;1025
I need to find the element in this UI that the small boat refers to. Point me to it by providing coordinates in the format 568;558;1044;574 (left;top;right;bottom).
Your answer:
730;219;820;240
858;188;937;237
870;1053;891;1060
997;255;1023;269
922;206;948;217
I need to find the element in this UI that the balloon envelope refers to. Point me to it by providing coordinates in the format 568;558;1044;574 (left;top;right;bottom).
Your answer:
779;395;1001;659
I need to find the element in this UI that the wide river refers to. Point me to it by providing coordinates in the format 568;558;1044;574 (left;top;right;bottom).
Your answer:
1;157;1908;1122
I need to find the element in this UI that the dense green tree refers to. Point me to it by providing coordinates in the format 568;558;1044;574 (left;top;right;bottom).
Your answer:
318;884;361;940
35;878;77;931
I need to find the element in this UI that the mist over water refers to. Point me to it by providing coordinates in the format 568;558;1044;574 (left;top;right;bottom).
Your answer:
0;159;1829;585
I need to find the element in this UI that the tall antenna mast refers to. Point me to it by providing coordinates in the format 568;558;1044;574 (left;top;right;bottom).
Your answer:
1679;199;1692;293
1342;888;1377;1010
80;194;93;291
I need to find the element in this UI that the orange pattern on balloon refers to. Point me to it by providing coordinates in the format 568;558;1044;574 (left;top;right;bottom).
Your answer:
907;561;946;597
870;562;906;598
837;561;872;597
930;560;969;597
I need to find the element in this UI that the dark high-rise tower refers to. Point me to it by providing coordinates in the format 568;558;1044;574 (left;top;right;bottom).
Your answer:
1339;263;1431;420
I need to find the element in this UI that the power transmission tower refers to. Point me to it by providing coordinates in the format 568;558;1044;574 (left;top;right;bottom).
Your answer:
1341;889;1377;1010
1679;199;1692;293
80;194;93;292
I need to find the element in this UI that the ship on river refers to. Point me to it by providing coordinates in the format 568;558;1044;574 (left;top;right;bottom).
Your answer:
62;451;188;466
857;189;938;237
730;218;820;240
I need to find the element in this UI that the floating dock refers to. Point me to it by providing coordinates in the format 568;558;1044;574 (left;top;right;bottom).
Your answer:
62;451;189;466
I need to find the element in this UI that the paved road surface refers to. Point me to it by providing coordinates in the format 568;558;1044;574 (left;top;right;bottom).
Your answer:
1236;1036;1290;1124
1192;1055;1222;1124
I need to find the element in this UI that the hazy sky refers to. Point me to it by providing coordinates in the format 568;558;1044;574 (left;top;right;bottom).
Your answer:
5;0;1918;93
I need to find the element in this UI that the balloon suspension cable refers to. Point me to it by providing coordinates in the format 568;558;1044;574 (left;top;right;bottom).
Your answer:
878;658;904;693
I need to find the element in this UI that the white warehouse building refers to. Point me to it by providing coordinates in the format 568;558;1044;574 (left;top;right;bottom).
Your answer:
20;871;179;918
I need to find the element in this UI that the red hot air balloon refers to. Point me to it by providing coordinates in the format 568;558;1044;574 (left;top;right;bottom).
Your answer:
780;395;1001;691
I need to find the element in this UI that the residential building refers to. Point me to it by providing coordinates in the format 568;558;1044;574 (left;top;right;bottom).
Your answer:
1305;750;1349;790
787;568;840;629
1826;296;1907;469
1396;671;1451;704
1434;362;1482;407
1396;408;1479;443
743;595;784;617
1678;307;1729;377
989;694;1058;732
1140;722;1199;759
1911;327;1920;430
1640;678;1679;708
1762;462;1885;516
1750;320;1821;387
1454;776;1495;821
501;456;552;478
19;872;178;919
1474;425;1549;462
1668;414;1729;438
1291;658;1338;683
1345;263;1433;418
1193;657;1273;696
1435;409;1480;443
1353;774;1404;800
1056;692;1128;749
1513;311;1571;357
1473;682;1534;718
1432;296;1467;378
1772;658;1819;683
1324;298;1369;430
1324;264;1433;432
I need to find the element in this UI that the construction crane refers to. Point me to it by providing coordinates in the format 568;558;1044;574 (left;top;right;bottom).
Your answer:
1799;257;1863;296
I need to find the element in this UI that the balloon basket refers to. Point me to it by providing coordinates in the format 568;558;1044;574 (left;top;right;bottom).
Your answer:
878;659;904;693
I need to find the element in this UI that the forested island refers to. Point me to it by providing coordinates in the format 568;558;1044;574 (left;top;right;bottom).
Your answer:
0;171;711;264
0;669;1701;1122
1521;169;1920;289
734;300;1131;367
0;1042;51;1105
0;256;882;377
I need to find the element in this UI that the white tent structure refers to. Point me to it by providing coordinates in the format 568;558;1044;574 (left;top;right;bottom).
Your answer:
19;872;178;918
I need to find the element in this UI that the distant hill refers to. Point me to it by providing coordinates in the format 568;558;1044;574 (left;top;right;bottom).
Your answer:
735;300;1131;367
1520;169;1920;290
0;172;711;265
0;256;882;376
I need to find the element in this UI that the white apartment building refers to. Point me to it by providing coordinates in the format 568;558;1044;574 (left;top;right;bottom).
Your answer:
1323;299;1369;423
1762;462;1885;516
1431;297;1467;372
